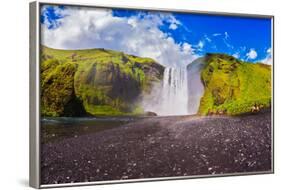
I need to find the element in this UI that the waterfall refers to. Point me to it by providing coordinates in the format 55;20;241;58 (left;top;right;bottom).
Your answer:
142;60;204;116
159;67;189;116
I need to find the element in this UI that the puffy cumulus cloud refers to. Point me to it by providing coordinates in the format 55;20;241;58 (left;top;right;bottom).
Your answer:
260;48;272;65
41;6;197;67
246;48;258;60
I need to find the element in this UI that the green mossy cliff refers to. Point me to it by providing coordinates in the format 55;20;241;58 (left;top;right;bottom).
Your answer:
41;46;271;117
197;53;271;115
40;46;164;116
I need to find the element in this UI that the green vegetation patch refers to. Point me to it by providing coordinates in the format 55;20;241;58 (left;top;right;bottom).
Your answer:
40;46;164;116
41;59;86;117
199;53;271;115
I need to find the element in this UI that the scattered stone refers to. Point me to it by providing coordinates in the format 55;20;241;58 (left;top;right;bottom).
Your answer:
41;111;272;184
200;154;206;158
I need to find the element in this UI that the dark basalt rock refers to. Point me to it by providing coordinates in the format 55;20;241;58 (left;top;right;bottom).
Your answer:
144;111;158;116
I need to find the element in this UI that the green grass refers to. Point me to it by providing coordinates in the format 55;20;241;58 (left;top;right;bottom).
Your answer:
41;47;270;117
199;54;271;115
40;46;164;116
41;59;80;116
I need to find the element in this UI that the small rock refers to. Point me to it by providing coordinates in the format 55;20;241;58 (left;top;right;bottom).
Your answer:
200;154;206;158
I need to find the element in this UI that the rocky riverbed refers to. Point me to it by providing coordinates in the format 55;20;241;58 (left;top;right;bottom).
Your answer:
41;111;272;185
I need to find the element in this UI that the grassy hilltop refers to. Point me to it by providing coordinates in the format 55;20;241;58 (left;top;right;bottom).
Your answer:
198;53;271;115
40;46;164;117
40;46;271;117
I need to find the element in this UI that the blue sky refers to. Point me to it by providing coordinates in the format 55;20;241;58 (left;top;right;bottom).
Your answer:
112;9;272;62
41;5;272;65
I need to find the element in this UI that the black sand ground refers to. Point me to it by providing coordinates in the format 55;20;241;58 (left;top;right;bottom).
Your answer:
41;111;272;184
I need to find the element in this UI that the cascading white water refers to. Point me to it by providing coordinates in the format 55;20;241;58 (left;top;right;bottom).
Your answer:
159;67;189;115
142;59;205;116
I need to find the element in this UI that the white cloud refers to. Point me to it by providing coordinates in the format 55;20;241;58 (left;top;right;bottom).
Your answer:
41;6;196;67
166;15;180;30
213;33;222;37
204;34;211;42
221;32;234;49
246;48;258;60
260;48;272;64
169;23;178;30
211;31;233;50
232;52;240;59
197;41;204;49
224;32;229;40
41;6;66;29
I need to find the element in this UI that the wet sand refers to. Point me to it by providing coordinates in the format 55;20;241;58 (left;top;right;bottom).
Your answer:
41;111;272;184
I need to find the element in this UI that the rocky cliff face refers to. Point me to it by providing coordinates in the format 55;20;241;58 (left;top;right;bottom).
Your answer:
40;46;164;116
186;57;205;114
